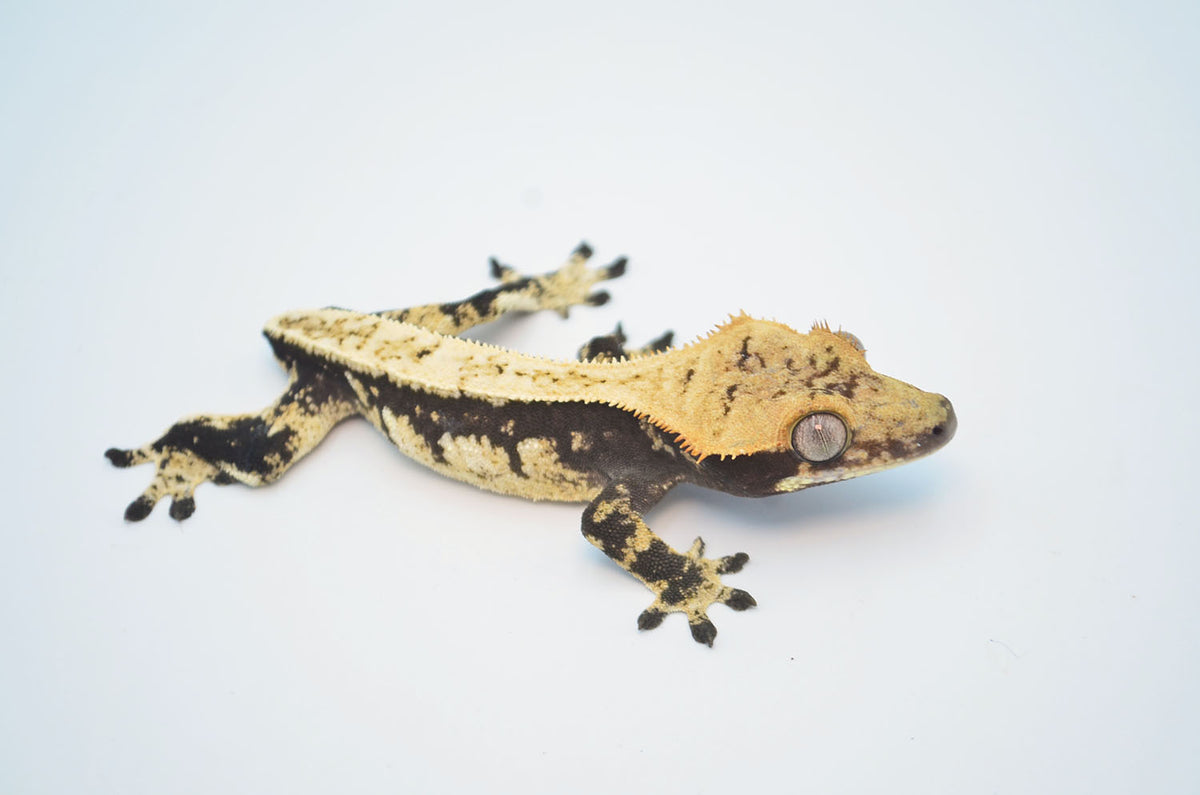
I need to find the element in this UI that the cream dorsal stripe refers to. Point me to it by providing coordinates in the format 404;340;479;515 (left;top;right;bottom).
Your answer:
267;308;859;460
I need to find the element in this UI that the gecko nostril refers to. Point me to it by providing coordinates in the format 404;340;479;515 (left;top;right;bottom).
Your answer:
934;401;958;443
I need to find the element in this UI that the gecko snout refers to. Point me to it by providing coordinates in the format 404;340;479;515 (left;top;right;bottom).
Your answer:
929;397;957;446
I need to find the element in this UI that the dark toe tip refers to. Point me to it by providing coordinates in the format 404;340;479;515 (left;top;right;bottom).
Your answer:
573;241;594;259
637;609;666;631
720;552;750;574
587;290;611;306
124;496;154;522
690;618;717;647
606;256;628;278
725;589;757;611
488;257;506;279
169;497;196;521
105;448;133;467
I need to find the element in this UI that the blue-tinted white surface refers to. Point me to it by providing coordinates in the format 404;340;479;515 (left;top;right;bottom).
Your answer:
3;2;1198;793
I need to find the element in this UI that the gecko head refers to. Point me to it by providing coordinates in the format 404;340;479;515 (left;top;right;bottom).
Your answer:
771;384;955;493
770;323;955;493
684;318;955;496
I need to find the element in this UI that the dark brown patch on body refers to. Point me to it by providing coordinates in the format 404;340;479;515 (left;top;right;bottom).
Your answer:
435;276;537;323
630;542;704;606
153;372;346;480
269;334;692;488
857;436;913;463
693;450;806;496
722;384;738;415
737;336;766;371
805;357;841;386
828;373;860;399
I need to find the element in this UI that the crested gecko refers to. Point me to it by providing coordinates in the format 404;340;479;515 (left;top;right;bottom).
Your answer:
107;244;956;645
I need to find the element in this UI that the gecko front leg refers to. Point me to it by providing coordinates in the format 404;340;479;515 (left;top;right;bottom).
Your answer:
581;480;756;646
577;323;674;362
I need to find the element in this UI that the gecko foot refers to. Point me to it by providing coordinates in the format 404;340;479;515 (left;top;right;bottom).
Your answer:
493;242;627;319
636;537;756;647
105;443;224;522
579;323;676;362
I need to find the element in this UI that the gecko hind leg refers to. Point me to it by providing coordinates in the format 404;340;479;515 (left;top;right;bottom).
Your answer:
106;367;356;522
377;242;626;335
578;323;674;362
582;481;756;646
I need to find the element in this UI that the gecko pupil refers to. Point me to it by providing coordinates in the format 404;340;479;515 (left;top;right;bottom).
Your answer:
791;412;848;462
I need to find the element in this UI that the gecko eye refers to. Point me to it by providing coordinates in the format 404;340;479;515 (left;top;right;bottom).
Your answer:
791;412;849;462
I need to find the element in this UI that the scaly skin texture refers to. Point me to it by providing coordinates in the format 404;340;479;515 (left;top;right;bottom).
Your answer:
107;243;956;645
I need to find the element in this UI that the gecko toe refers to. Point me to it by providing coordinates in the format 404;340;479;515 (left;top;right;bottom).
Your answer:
604;256;628;279
124;495;155;522
637;608;666;631
585;290;611;307
717;552;749;574
105;447;141;468
647;330;674;352
689;616;718;647
723;588;757;611
168;497;196;521
488;257;517;282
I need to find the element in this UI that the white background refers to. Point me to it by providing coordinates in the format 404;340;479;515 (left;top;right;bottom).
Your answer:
3;2;1198;793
